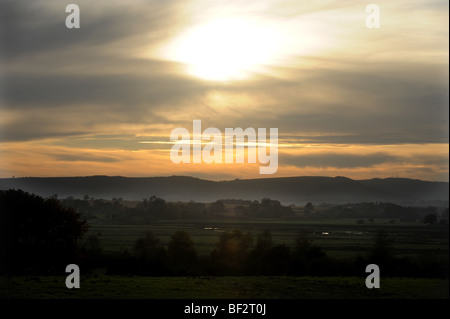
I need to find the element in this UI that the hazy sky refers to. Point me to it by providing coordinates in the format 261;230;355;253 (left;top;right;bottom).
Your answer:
0;0;448;181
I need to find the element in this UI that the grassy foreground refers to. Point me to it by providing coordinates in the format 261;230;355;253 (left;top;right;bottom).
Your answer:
1;275;448;299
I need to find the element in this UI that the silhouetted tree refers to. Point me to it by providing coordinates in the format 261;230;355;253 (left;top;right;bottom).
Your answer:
441;208;449;221
260;198;281;217
133;232;168;275
368;230;395;273
0;189;88;275
79;234;103;270
266;244;292;275
255;230;273;252
304;202;314;214
423;214;437;225
249;200;259;217
256;198;294;217
137;196;167;218
168;230;198;275
292;231;327;275
233;205;248;216
211;230;253;275
247;230;273;274
184;201;207;218
83;234;102;257
208;200;226;216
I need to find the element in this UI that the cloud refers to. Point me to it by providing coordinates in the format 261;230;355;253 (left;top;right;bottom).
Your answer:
282;152;401;169
0;0;448;180
1;0;448;144
50;153;122;163
0;0;187;60
1;64;202;109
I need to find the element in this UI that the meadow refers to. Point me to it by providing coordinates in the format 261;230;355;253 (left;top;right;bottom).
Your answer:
2;275;448;299
87;217;449;261
2;194;448;300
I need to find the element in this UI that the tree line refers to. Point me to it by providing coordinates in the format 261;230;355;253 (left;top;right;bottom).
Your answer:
61;196;448;224
1;189;448;277
313;202;448;223
61;196;295;222
82;228;448;278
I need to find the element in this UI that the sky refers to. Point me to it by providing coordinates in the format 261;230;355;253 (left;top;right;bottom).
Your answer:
0;0;448;181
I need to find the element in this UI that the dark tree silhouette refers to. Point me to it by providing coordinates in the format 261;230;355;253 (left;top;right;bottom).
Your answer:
208;200;226;216
80;234;103;269
247;230;273;274
265;244;292;275
0;189;88;275
133;232;168;275
168;230;198;275
255;229;273;253
368;230;396;274
423;214;437;225
136;195;167;218
292;231;327;275
304;202;314;214
211;229;253;275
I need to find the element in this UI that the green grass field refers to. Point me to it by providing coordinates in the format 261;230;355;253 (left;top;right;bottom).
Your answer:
87;218;449;260
1;275;448;299
2;218;448;300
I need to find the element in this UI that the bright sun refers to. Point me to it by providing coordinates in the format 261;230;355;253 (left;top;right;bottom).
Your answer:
162;18;279;81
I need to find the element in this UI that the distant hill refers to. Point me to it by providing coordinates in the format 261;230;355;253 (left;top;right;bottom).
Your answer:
0;175;448;206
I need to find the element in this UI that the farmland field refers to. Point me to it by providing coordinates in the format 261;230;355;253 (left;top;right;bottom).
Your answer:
2;196;448;300
1;275;448;299
87;218;449;261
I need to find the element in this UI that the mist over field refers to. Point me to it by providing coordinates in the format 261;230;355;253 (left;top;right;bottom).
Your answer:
0;175;448;205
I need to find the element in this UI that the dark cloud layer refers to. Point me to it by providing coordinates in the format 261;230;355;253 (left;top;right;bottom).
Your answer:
282;152;401;169
1;1;448;143
0;0;184;59
0;0;448;179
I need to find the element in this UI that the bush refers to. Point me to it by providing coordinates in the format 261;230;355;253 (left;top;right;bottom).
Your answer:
0;189;88;275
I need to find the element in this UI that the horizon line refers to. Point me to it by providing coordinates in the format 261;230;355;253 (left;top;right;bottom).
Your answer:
1;174;448;183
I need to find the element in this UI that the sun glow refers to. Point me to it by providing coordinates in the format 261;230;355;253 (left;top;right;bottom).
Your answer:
161;18;280;81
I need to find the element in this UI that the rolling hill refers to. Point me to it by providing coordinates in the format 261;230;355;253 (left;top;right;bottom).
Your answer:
0;175;448;206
